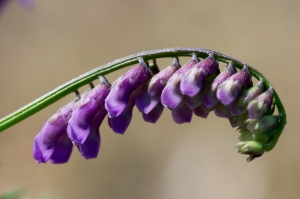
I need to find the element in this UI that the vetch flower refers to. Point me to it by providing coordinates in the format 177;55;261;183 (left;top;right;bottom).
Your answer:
67;77;110;145
202;61;237;109
171;104;193;124
105;58;151;118
142;102;164;123
161;54;199;109
247;86;274;119
136;57;180;114
180;53;219;98
193;104;211;118
32;98;78;164
227;80;264;116
214;103;231;118
216;65;252;105
245;115;281;134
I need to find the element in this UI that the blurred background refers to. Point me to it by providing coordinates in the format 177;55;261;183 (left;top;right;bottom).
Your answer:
0;0;299;198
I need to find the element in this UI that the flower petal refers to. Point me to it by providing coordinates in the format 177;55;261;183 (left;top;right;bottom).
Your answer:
171;104;193;124
49;133;73;164
142;103;164;123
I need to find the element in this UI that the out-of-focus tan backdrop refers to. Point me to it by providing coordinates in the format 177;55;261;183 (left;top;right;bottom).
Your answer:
0;0;299;198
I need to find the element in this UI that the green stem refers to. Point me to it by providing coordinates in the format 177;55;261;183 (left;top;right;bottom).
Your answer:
0;48;286;150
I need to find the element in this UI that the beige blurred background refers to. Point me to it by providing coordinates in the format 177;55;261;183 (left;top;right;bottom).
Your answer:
0;0;299;198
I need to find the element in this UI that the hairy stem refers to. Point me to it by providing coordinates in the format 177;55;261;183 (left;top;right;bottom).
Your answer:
0;47;286;151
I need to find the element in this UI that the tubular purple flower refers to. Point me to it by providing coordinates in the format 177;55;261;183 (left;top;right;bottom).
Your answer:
171;104;193;124
228;80;264;116
202;62;237;109
216;65;252;105
245;115;281;134
136;57;180;114
180;53;219;98
247;86;274;119
161;54;199;109
32;98;78;163
105;58;151;118
67;77;110;145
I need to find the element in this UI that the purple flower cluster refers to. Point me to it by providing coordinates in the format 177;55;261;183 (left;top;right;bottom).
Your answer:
33;54;281;163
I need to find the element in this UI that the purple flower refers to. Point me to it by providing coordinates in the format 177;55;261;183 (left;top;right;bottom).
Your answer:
67;77;110;159
202;62;237;109
105;58;151;118
227;80;264;116
180;53;219;98
245;115;281;134
161;54;199;109
142;103;164;123
136;57;180;114
247;86;274;119
216;65;252;105
32;98;78;164
214;103;231;118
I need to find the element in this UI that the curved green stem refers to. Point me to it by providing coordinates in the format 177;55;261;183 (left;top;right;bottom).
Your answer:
0;47;286;151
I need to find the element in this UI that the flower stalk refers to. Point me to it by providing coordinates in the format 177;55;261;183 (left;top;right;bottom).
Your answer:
0;48;287;160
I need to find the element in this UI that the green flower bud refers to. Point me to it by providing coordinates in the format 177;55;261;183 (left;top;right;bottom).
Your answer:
245;115;281;134
236;141;265;155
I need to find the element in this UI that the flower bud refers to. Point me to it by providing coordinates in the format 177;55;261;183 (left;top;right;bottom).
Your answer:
180;53;219;98
247;86;274;119
161;54;199;109
136;57;180;114
216;65;252;105
201;62;237;109
228;80;264;116
214;103;231;118
236;141;265;155
105;58;150;118
245;115;281;134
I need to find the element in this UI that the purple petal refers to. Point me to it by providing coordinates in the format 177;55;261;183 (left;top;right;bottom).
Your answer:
105;59;150;117
142;103;164;123
171;104;193;124
77;108;107;159
32;135;46;163
180;67;205;97
201;84;219;109
49;133;73;164
194;104;211;118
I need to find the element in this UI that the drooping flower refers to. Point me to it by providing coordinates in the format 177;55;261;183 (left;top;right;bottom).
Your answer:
180;53;219;98
214;103;231;118
245;115;281;134
247;86;274;119
142;103;164;123
67;77;110;145
227;80;264;116
161;54;199;109
171;104;193;124
67;77;110;159
136;57;180;114
202;61;237;109
193;104;211;118
216;65;252;105
105;58;151;118
32;98;78;164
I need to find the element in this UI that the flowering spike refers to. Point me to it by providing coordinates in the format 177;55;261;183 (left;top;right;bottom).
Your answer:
136;57;180;114
67;78;110;145
202;62;237;109
216;65;252;105
105;58;150;118
161;55;199;109
171;104;193;124
32;98;78;163
180;53;219;97
245;115;281;134
247;86;274;119
142;103;164;123
228;80;264;116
